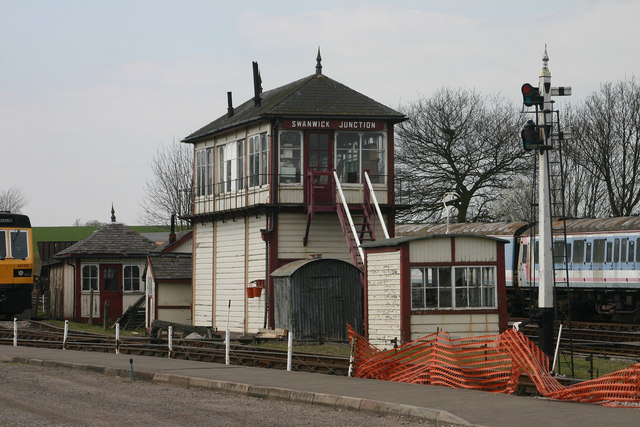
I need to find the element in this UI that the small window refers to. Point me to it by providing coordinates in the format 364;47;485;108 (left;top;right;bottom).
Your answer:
521;243;528;264
629;239;635;262
82;265;98;291
124;265;141;292
572;240;585;263
621;238;627;263
586;241;592;263
614;238;620;263
606;241;612;263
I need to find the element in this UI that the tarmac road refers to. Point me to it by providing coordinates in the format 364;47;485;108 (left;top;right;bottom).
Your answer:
0;362;430;426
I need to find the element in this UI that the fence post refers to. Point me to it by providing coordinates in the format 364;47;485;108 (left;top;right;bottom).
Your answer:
63;320;69;350
13;318;18;347
168;325;173;359
115;322;120;354
287;331;293;372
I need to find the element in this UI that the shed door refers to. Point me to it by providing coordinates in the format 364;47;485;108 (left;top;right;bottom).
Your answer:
100;264;122;323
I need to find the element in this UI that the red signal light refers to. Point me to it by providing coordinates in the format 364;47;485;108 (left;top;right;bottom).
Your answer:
521;83;542;108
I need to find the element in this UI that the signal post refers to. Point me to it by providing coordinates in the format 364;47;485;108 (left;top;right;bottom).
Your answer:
520;46;571;360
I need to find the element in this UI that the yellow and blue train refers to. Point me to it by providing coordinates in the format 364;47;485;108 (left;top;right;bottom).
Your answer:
0;211;34;319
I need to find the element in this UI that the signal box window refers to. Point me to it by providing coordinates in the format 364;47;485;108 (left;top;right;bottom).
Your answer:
82;265;98;291
279;131;302;184
335;132;385;184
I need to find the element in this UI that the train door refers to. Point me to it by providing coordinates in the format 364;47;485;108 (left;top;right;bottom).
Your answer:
100;264;122;323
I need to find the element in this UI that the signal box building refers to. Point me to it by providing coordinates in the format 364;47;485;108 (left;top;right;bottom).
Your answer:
182;53;406;334
362;234;509;350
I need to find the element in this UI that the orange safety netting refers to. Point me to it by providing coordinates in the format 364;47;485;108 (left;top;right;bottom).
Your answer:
347;325;640;408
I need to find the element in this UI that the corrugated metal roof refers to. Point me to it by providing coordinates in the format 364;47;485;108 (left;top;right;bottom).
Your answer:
361;233;508;249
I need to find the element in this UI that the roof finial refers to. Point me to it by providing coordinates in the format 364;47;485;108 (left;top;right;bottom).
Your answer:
315;47;322;75
111;204;116;223
540;44;551;77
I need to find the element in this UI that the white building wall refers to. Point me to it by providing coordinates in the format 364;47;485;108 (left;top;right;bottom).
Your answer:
246;215;267;332
278;212;353;263
214;219;246;332
411;313;500;339
366;250;402;349
62;263;75;318
193;222;213;326
409;239;451;263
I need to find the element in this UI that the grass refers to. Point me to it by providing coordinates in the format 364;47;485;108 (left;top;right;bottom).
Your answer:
555;353;637;380
42;320;145;337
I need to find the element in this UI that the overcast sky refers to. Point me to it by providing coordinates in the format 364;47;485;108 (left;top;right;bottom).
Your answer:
1;0;638;226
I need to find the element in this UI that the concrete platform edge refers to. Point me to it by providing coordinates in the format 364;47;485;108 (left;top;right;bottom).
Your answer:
1;354;476;426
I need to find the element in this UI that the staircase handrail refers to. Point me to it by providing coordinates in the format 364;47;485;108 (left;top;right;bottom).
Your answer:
333;170;365;263
363;171;389;239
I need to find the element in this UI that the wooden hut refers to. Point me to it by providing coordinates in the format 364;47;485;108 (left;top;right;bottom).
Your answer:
271;258;362;341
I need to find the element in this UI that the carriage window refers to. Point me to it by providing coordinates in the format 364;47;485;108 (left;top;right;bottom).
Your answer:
621;238;627;263
572;240;585;263
553;241;570;264
593;239;605;263
630;239;635;262
586;241;592;262
534;241;539;265
0;231;6;259
614;238;620;263
606;241;612;263
636;238;640;262
9;230;28;259
521;244;528;263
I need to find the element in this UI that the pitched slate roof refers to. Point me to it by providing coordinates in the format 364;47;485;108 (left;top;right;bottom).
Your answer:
150;230;192;253
147;253;192;281
183;72;406;143
54;223;158;258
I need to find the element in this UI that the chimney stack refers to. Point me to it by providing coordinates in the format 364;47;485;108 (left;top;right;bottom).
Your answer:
169;214;176;244
252;61;262;107
227;91;234;117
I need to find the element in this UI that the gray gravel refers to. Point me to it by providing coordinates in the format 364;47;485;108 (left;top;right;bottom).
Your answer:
0;362;431;426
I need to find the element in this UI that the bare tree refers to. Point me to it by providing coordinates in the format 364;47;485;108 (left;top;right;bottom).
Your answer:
395;88;528;223
0;186;28;213
139;141;193;228
568;77;640;217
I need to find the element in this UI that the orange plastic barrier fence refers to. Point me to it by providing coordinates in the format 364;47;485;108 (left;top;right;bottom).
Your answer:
347;326;640;408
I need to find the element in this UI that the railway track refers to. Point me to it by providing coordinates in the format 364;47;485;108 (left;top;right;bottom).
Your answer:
513;319;640;361
0;321;350;375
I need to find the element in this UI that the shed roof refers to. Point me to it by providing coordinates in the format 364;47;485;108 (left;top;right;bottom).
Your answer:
54;223;157;258
361;233;508;249
147;253;192;281
183;72;406;143
271;258;360;277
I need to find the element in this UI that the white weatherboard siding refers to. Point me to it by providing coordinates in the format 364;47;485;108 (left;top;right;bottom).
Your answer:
193;222;213;326
366;250;402;349
214;219;246;333
246;215;267;332
62;263;74;318
278;213;353;263
411;313;500;339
